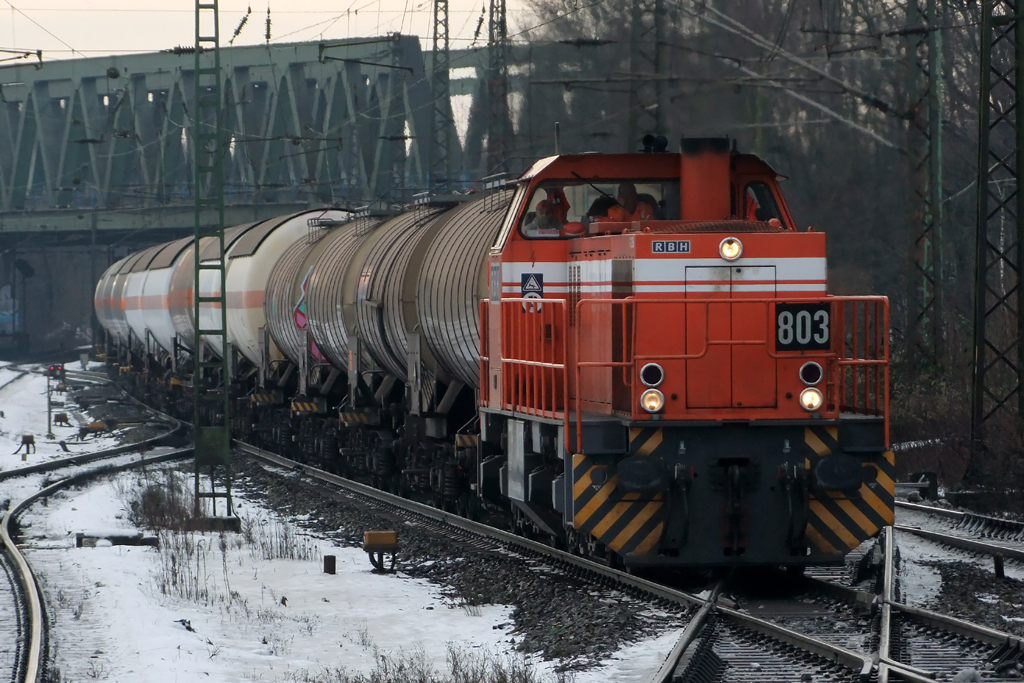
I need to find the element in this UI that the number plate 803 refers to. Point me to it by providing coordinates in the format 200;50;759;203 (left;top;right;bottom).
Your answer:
775;302;831;351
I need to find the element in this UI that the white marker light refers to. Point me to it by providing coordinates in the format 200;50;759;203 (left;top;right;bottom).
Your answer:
799;387;824;412
719;237;743;261
641;389;665;413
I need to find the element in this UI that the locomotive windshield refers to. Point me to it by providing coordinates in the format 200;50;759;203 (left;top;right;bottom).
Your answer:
520;180;680;239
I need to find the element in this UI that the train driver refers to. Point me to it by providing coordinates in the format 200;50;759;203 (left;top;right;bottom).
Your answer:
523;199;563;237
606;182;655;222
523;187;572;237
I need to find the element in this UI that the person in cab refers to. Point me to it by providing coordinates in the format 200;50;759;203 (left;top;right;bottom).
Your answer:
606;182;656;222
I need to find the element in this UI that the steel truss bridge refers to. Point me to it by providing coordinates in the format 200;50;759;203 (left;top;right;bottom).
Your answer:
0;35;599;236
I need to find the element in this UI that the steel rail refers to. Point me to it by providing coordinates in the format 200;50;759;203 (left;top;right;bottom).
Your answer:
0;394;184;482
1;447;192;682
897;500;1024;540
649;601;715;683
896;524;1024;562
803;572;1024;654
815;525;1024;683
236;440;877;681
896;500;966;520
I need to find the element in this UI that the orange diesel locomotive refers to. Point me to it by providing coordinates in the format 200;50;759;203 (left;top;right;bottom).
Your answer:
479;138;892;567
96;138;892;569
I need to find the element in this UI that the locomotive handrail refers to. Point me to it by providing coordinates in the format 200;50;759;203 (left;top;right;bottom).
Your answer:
572;295;889;449
485;298;572;454
482;294;888;455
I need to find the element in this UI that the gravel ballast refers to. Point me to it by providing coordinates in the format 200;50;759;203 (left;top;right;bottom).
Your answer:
232;459;689;669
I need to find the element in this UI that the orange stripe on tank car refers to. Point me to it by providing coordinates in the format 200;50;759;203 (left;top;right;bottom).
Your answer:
135;294;172;310
167;289;192;308
225;290;266;308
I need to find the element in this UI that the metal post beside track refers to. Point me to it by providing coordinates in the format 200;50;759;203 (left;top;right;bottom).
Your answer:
191;0;236;529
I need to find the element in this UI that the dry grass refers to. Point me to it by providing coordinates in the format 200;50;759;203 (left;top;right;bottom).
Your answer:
261;643;574;683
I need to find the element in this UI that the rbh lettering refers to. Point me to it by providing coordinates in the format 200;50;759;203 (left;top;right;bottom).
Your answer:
652;240;691;254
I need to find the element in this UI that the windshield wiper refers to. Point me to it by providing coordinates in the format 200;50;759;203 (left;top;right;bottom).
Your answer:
571;171;621;207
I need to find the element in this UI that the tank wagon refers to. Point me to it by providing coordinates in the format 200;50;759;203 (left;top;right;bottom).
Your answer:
95;139;894;569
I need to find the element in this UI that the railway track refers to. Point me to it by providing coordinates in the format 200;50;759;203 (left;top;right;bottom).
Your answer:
0;374;190;683
798;527;1024;682
0;388;184;484
237;440;884;682
896;500;1024;563
236;439;1024;681
0;447;193;683
77;373;1021;682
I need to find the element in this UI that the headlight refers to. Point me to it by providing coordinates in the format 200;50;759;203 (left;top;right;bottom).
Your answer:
799;361;823;386
640;389;665;413
719;236;743;261
640;363;664;387
799;387;823;412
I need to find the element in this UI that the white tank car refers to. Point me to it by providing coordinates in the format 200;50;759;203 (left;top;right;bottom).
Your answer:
131;238;192;354
222;210;349;366
166;223;260;356
121;244;166;348
93;255;131;344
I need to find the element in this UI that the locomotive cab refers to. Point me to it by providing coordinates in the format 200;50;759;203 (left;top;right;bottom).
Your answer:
482;138;893;568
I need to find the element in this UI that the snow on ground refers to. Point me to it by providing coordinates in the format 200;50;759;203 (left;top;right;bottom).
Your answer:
894;530;945;606
16;472;682;682
0;365;121;472
0;366;685;681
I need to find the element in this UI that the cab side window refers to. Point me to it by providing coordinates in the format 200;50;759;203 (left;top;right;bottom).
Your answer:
744;181;782;222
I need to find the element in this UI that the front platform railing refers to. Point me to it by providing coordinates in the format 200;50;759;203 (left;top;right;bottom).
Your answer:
481;295;889;453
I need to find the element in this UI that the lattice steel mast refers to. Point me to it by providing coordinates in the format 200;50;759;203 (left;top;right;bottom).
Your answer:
627;0;667;150
486;0;511;173
431;0;452;190
972;0;1024;458
192;0;234;522
906;0;945;369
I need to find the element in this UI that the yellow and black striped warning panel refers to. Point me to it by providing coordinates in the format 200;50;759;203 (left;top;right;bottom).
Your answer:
250;391;281;405
339;410;379;426
570;426;667;558
291;399;326;415
455;433;479;448
803;425;895;556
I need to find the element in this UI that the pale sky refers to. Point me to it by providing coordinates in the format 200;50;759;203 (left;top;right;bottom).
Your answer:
1;0;537;60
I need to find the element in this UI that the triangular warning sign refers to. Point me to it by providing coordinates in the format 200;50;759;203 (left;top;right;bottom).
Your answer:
523;275;542;292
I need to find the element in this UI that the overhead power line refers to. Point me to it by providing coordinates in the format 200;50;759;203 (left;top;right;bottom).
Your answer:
680;1;908;121
4;1;78;56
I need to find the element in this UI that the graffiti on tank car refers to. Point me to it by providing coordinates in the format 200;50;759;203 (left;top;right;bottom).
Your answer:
294;266;328;363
